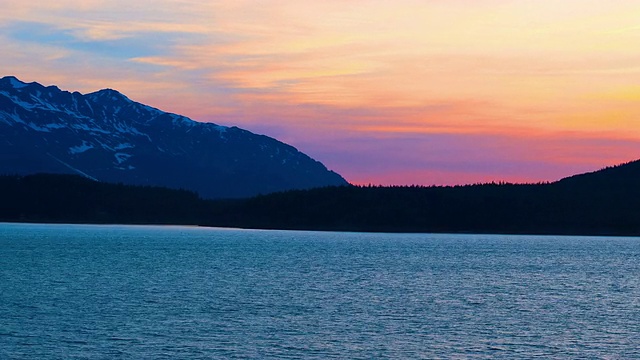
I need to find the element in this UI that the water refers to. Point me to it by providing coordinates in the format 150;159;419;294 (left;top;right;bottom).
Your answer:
1;223;639;359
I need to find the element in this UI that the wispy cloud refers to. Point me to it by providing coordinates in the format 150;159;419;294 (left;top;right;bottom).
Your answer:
2;0;640;184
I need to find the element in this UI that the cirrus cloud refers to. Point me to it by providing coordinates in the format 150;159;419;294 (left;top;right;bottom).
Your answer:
2;0;640;185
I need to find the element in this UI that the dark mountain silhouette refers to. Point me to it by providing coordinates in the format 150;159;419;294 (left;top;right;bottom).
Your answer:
0;76;346;198
2;159;640;236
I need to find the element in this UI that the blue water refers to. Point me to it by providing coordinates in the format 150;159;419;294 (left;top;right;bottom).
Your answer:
1;223;639;359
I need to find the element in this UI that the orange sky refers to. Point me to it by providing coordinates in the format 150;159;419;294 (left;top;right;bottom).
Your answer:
2;1;640;185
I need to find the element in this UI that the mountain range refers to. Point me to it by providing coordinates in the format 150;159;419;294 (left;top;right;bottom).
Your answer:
0;76;347;198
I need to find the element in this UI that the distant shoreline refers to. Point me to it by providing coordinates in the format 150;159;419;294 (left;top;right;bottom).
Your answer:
2;221;639;239
3;167;640;237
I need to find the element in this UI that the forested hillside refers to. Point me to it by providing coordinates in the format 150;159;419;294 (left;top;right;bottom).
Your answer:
0;174;207;225
3;160;640;236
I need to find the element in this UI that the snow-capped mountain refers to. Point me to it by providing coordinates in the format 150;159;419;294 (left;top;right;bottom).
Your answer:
0;76;347;198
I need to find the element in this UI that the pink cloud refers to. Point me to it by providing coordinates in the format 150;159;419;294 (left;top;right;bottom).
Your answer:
3;1;640;186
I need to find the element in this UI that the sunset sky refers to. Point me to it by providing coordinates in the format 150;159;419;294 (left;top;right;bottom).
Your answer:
2;1;640;185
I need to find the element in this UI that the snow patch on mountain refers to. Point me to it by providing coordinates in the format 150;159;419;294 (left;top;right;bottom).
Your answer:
69;141;94;154
0;111;21;125
129;127;152;142
6;111;25;124
71;124;111;134
114;143;134;150
0;93;36;110
28;122;51;132
29;94;60;111
45;123;66;130
114;152;132;164
8;77;27;89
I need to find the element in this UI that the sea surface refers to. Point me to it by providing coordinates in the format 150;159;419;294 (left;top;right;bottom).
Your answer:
1;223;639;359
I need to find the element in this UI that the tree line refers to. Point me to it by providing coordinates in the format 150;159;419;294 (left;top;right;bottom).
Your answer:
2;160;640;236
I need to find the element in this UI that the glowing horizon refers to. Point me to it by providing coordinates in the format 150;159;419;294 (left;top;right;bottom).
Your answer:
2;1;640;185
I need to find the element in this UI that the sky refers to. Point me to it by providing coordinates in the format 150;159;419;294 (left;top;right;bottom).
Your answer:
2;1;640;185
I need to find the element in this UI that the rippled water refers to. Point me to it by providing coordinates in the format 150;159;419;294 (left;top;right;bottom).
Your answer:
1;223;639;359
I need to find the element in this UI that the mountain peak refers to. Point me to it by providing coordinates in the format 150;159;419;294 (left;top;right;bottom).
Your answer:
0;76;348;198
87;88;132;103
1;75;28;89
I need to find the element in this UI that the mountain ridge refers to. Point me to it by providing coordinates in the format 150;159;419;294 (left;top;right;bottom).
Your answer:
0;76;347;198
